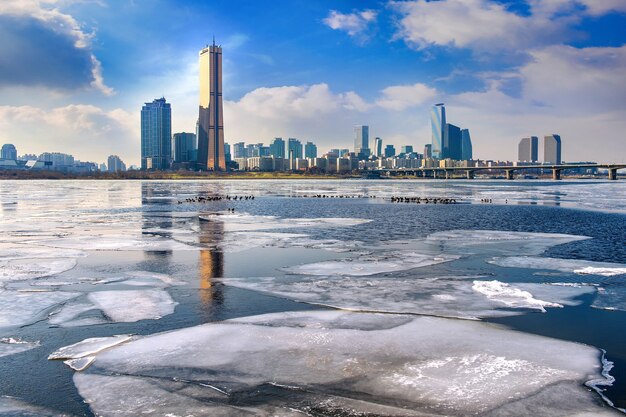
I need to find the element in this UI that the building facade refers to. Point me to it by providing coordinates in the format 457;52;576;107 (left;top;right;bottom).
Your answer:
354;125;370;158
423;144;432;159
431;103;446;159
443;123;462;160
304;141;317;159
288;138;303;160
544;134;562;164
173;132;197;163
270;138;285;159
374;137;383;157
107;155;126;172
518;136;538;163
461;129;473;161
1;144;17;160
141;97;171;170
198;40;225;170
384;144;396;158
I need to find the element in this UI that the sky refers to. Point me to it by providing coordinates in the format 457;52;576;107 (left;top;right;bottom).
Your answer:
0;0;625;166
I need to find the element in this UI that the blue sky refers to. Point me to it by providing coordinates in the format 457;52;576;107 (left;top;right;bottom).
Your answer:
0;0;625;165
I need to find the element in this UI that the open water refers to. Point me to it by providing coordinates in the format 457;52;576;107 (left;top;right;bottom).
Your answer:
0;179;625;416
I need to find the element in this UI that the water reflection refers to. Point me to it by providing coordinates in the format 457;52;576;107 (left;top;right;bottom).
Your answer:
198;216;225;307
141;183;174;261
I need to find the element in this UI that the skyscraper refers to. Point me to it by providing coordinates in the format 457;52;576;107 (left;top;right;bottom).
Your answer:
288;138;302;160
232;142;245;158
173;132;197;163
270;138;285;159
1;144;17;160
518;136;538;163
224;143;231;162
443;123;462;160
198;40;225;171
384;144;396;158
354;125;370;158
107;155;126;172
141;97;171;170
304;141;317;158
431;103;446;159
401;145;414;154
461;129;473;161
423;144;432;159
374;137;383;157
544;134;562;164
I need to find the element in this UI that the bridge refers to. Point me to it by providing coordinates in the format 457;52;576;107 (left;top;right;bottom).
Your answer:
374;163;626;180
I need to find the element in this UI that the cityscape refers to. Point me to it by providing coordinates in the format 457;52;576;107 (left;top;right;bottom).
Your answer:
1;1;625;417
0;40;602;178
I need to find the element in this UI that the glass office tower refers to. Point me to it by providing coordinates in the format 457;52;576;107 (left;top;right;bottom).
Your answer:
198;40;225;170
431;103;445;159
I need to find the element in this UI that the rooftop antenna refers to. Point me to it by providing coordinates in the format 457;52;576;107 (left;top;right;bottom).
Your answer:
212;35;215;47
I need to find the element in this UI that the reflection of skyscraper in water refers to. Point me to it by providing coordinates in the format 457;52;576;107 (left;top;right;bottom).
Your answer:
198;216;224;307
141;182;173;259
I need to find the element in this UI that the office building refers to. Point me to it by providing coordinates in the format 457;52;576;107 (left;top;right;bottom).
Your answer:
107;155;126;172
198;40;225;170
224;143;231;162
431;103;446;159
443;123;462;160
1;144;17;160
423;144;432;159
232;142;245;159
518;136;538;163
173;132;196;163
39;152;74;168
400;145;413;154
141;97;171;170
270;138;285;158
544;134;562;164
354;125;370;158
374;137;383;157
304;141;317;159
384;144;396;158
461;129;473;161
288;138;303;160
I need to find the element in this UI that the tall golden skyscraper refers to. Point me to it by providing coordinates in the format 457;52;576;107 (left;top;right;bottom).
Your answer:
198;40;225;170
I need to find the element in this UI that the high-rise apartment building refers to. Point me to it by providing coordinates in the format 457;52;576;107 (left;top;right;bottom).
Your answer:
270;138;285;159
141;97;171;170
107;155;126;173
443;123;462;160
374;137;383;157
198;40;225;170
288;138;303;160
354;125;370;158
224;143;231;162
1;144;17;160
431;103;446;159
384;144;396;158
304;141;317;159
461;129;473;161
172;132;196;163
232;142;245;159
401;145;414;154
544;134;562;164
518;136;538;163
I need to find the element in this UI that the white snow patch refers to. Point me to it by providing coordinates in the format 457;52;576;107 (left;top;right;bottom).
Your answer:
489;256;626;277
472;280;562;312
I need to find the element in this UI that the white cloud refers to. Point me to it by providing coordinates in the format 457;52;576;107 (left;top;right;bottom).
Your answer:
323;9;378;40
0;0;114;95
376;83;437;110
391;0;574;52
0;104;136;163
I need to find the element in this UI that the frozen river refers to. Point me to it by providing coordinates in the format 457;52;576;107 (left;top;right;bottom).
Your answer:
0;179;625;416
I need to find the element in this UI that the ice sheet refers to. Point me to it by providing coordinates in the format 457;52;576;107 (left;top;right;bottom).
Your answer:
0;259;77;285
0;290;79;329
0;246;86;260
87;290;177;322
426;230;589;256
489;256;626;277
71;311;616;416
0;396;71;416
64;356;96;372
472;280;562;312
593;286;626;312
221;275;591;319
285;252;459;276
0;337;40;358
199;213;371;232
48;335;133;360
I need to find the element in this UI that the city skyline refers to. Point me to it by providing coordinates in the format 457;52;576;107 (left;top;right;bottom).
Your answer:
1;1;625;165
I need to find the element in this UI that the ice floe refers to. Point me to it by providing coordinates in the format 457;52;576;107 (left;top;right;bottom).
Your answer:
0;290;79;329
489;256;626;277
0;258;77;285
472;280;562;312
0;396;71;416
70;311;619;416
221;275;591;319
48;335;132;360
426;230;589;256
0;337;40;358
87;290;177;322
285;251;459;276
